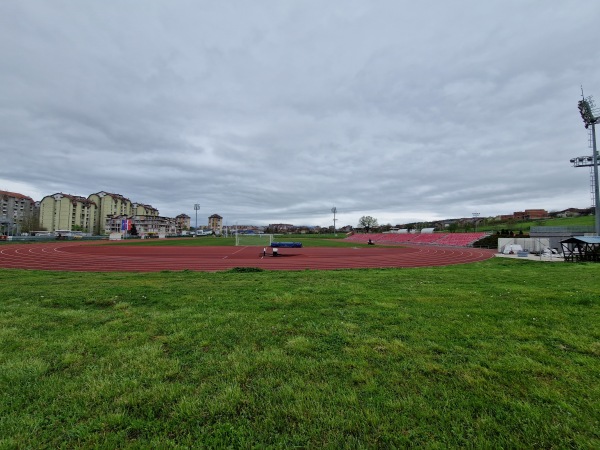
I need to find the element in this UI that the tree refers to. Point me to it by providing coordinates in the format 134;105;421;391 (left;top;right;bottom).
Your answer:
380;223;392;232
130;224;138;236
19;211;40;234
358;216;378;233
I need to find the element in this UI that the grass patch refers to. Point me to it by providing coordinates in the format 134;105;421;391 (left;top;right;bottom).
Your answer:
226;267;265;273
480;215;595;232
0;259;599;447
110;236;372;248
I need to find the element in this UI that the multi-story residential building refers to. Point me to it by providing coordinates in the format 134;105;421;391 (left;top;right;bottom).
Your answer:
88;191;133;235
208;214;223;234
175;214;191;234
39;193;96;233
132;202;159;217
0;190;38;235
105;214;177;237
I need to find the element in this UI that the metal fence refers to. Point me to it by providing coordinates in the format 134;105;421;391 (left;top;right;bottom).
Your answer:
1;235;108;243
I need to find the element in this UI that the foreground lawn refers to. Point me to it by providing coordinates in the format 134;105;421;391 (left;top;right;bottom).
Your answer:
1;259;599;448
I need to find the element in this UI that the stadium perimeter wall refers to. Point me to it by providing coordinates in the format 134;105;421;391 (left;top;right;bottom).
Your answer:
530;226;595;250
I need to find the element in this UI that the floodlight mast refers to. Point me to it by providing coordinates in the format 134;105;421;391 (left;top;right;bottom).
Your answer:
577;93;600;235
472;212;480;232
194;203;201;232
591;122;600;236
331;207;337;236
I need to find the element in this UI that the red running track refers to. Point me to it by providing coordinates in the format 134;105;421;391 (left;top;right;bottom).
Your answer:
0;241;496;272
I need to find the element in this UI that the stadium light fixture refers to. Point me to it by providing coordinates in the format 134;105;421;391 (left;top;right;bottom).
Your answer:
578;99;596;129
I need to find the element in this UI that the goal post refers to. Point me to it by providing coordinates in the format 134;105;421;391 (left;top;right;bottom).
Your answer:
235;233;273;247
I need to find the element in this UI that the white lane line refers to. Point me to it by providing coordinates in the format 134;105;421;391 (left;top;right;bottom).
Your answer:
223;246;248;259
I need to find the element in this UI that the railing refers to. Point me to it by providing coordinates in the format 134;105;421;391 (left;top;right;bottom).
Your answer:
1;235;109;242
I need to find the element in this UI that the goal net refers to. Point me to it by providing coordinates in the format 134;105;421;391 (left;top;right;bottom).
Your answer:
235;233;273;247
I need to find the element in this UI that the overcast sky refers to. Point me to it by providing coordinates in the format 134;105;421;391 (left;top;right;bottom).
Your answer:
1;1;599;227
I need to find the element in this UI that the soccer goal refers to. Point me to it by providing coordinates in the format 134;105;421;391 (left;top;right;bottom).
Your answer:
235;233;273;247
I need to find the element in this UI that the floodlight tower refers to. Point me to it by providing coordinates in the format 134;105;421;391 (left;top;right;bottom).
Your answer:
194;203;201;232
576;91;600;235
331;207;338;236
472;212;480;232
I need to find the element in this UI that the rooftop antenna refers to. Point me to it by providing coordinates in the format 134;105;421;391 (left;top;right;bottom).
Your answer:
574;87;600;235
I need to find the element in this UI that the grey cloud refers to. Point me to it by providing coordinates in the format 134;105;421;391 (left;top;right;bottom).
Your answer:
1;1;600;227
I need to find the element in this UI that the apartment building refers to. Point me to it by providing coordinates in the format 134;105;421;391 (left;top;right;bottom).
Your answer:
88;191;133;235
208;214;223;234
1;190;37;234
132;202;159;217
105;214;177;237
175;214;191;233
39;193;97;232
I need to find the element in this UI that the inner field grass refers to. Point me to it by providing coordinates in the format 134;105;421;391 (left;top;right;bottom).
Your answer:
1;259;599;448
110;235;366;248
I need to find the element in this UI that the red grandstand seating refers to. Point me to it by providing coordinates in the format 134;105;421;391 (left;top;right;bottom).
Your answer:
345;232;487;247
410;233;443;244
345;233;417;245
436;233;487;247
376;233;416;244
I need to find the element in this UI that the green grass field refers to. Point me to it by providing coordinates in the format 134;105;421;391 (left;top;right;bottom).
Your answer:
479;215;595;233
113;235;366;248
1;257;599;448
